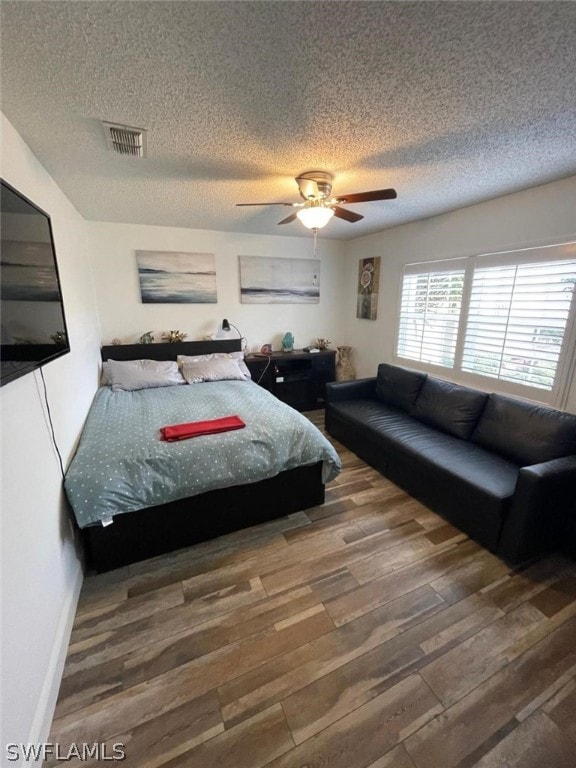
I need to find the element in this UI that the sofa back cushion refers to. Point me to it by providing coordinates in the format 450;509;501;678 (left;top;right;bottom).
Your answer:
375;364;427;413
471;394;576;466
411;377;488;440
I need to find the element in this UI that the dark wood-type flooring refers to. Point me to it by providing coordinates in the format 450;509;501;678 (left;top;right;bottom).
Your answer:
50;411;576;768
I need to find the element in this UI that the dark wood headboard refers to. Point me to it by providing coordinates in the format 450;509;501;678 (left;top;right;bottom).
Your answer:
101;339;242;362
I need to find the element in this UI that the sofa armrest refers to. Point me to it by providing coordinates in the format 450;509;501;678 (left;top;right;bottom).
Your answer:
325;377;377;403
497;455;576;563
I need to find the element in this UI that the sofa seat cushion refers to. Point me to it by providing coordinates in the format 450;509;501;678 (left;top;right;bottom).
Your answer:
410;376;488;440
327;398;444;475
389;424;519;500
329;398;416;433
472;394;576;466
326;399;414;470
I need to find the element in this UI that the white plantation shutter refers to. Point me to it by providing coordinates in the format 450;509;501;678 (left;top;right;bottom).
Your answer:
462;259;576;390
395;244;576;405
397;264;465;368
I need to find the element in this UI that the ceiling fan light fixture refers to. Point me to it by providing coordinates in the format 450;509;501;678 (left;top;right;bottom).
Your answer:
296;206;335;229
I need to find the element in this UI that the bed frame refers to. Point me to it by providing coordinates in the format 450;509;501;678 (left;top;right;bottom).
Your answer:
81;340;325;573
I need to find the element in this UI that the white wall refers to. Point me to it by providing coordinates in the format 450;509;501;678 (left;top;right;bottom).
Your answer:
342;176;576;411
87;222;346;352
0;114;101;760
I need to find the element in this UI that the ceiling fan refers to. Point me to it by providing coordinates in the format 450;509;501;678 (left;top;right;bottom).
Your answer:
236;171;397;229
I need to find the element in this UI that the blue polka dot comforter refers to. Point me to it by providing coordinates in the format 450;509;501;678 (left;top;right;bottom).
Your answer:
65;381;342;528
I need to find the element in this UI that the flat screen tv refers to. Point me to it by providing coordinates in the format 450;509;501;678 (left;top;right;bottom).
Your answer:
1;179;70;386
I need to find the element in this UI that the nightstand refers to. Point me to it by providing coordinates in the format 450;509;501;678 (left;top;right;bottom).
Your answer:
245;349;336;411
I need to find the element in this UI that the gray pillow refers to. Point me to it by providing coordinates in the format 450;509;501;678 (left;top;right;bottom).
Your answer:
101;359;143;386
177;352;251;380
107;359;185;392
100;360;116;386
181;357;247;384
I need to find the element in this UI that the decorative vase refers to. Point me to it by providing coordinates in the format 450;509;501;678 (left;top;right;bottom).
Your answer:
336;346;355;381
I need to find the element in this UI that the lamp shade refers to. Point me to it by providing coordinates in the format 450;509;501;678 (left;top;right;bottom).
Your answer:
296;206;335;229
216;318;244;347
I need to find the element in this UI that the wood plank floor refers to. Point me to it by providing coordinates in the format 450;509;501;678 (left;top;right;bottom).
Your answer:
49;411;576;768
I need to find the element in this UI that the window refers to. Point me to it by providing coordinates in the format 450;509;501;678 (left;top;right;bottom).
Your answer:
462;260;575;390
397;261;465;368
396;244;576;403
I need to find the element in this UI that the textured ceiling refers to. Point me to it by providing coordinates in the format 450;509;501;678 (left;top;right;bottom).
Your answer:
1;1;575;240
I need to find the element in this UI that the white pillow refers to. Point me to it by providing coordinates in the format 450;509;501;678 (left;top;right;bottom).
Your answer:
106;359;185;392
177;352;251;380
181;357;247;384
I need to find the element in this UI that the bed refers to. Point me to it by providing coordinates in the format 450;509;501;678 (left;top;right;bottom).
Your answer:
65;339;341;573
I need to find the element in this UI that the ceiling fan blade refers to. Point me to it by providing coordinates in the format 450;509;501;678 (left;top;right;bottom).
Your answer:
278;212;299;225
336;188;397;204
333;206;364;223
236;202;294;207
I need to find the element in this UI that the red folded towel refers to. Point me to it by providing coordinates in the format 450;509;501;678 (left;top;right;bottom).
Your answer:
160;415;246;442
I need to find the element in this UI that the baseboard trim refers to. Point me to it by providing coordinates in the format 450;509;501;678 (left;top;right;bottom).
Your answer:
26;560;83;753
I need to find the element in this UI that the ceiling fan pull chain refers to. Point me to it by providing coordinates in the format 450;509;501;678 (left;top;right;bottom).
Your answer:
313;227;318;256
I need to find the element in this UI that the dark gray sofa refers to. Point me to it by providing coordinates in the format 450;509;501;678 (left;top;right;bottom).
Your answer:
325;363;576;563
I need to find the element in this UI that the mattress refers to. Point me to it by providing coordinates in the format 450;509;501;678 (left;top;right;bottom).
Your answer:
65;380;341;527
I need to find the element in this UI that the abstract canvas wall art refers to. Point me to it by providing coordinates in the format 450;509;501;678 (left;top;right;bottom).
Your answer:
239;256;320;304
136;251;217;303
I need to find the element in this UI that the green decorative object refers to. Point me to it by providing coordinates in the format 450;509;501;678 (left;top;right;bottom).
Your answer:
282;332;294;352
139;331;155;344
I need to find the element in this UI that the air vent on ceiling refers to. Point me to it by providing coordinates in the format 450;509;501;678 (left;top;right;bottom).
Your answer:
103;121;147;157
